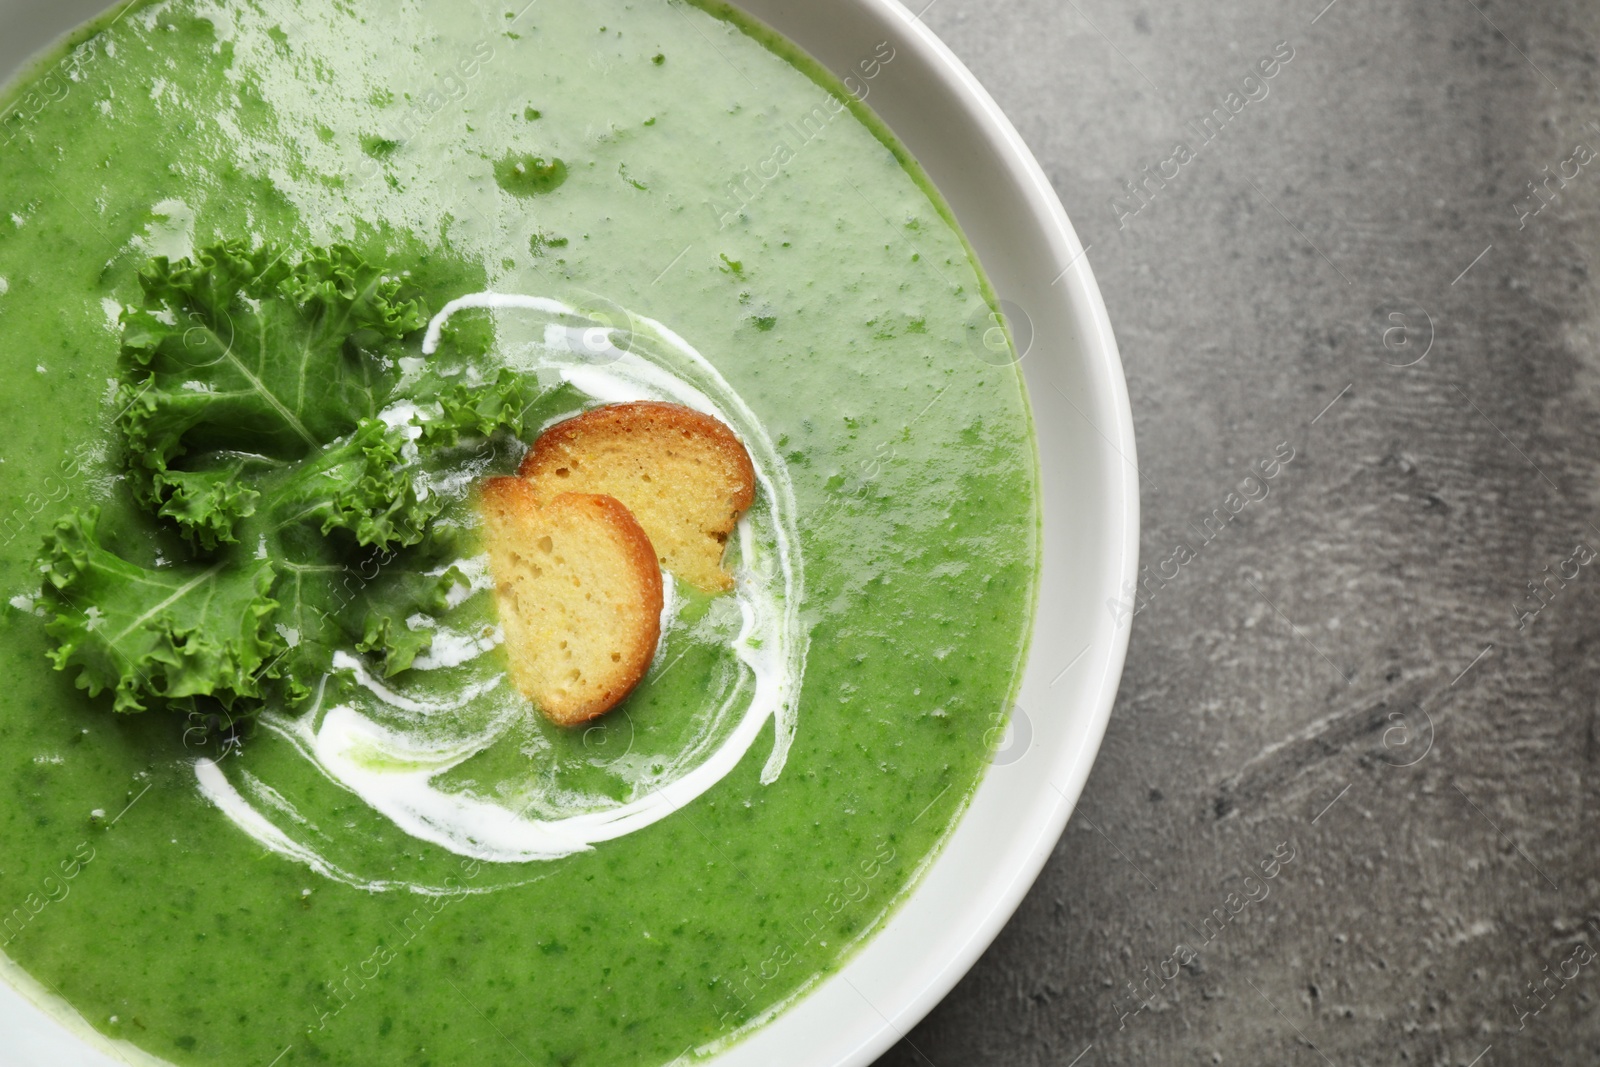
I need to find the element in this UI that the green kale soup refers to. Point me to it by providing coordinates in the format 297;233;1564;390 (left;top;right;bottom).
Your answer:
0;0;1039;1064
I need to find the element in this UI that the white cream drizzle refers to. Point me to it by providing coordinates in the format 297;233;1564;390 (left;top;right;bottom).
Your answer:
197;295;807;889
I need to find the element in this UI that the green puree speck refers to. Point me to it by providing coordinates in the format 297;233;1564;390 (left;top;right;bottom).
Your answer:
0;0;1038;1064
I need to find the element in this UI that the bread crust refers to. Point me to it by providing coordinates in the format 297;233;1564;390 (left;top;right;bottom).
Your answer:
518;401;757;593
479;477;663;726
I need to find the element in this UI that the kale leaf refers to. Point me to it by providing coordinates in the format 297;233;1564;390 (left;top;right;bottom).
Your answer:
40;510;279;713
39;240;544;719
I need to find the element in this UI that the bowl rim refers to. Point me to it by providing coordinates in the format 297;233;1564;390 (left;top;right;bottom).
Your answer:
705;0;1139;1063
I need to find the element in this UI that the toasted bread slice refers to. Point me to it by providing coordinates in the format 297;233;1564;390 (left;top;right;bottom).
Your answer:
519;402;756;594
478;477;663;726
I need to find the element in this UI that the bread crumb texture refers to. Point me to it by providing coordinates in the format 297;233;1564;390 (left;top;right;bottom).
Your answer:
519;401;757;593
478;477;663;726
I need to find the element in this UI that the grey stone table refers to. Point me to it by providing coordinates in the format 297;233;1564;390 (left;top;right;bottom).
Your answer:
875;0;1600;1065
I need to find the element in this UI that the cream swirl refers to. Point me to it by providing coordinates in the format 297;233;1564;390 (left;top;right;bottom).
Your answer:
196;297;806;892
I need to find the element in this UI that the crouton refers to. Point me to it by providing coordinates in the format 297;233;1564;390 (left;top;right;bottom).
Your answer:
478;477;663;726
519;402;756;594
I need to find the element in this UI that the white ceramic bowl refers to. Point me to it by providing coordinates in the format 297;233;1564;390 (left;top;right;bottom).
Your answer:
0;1;1138;1063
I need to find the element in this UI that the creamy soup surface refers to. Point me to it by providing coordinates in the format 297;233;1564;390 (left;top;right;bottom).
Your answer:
0;1;1038;1064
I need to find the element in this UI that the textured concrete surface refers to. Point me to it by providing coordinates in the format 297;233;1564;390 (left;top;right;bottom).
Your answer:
875;1;1600;1065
